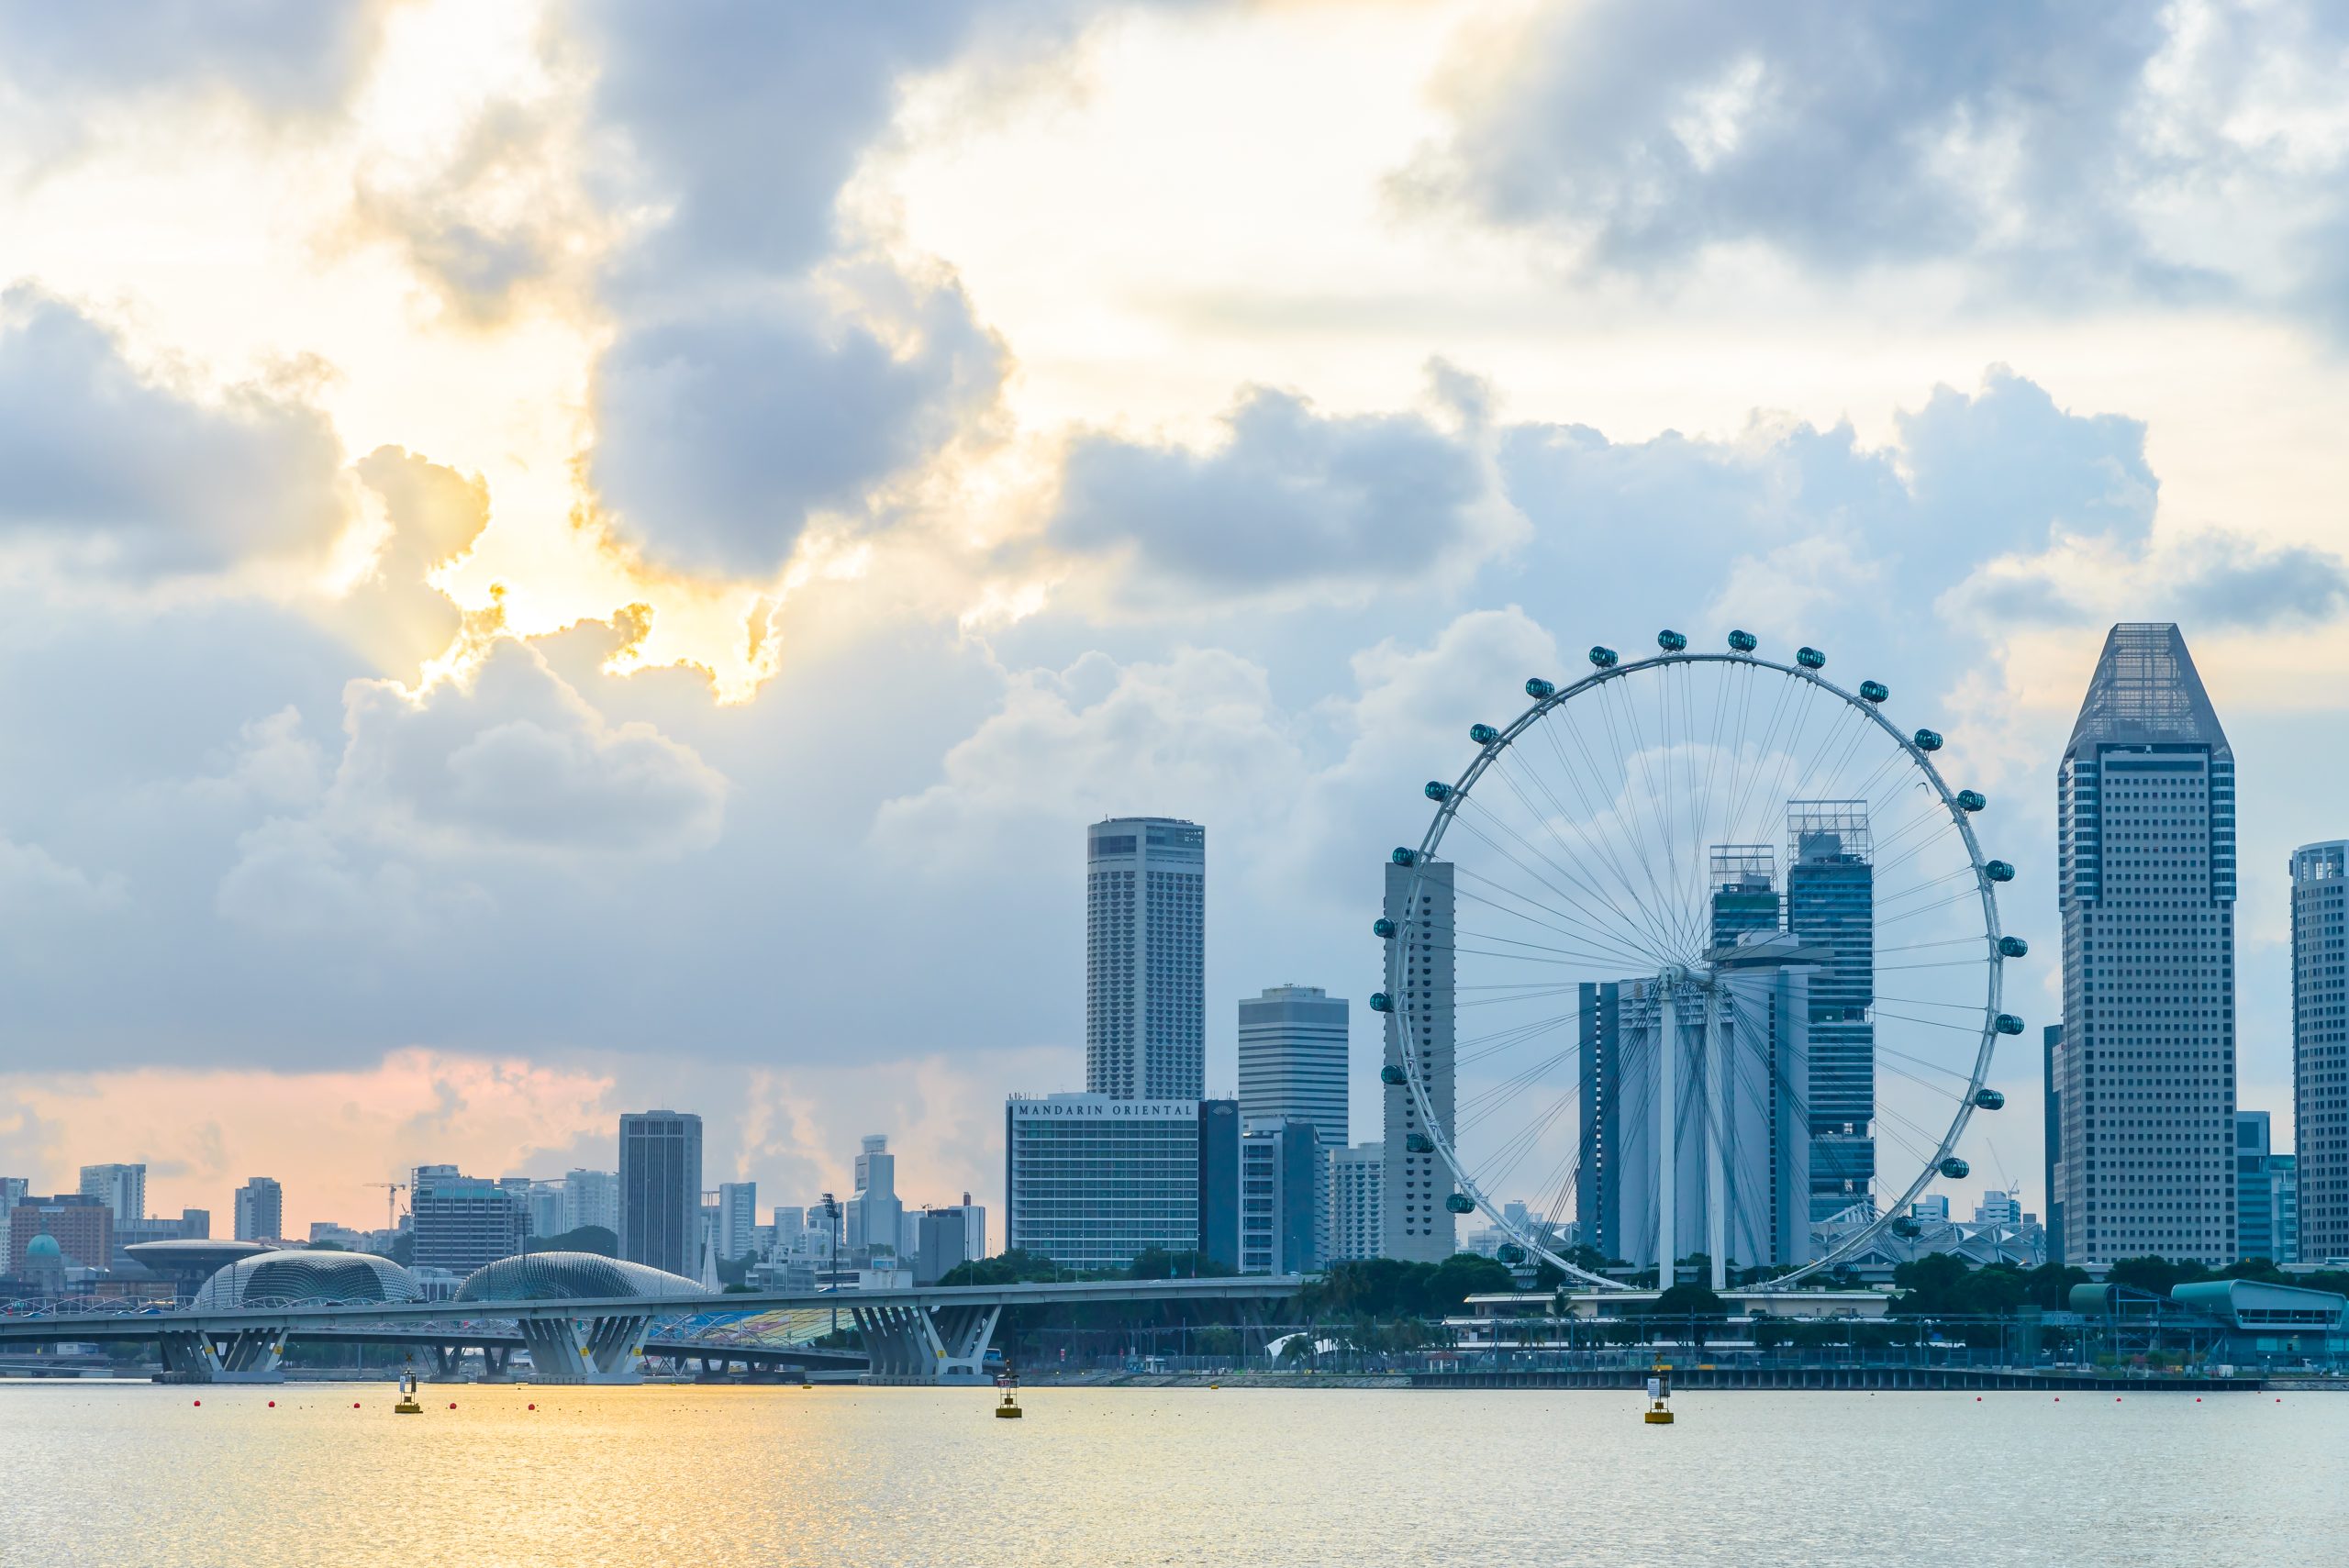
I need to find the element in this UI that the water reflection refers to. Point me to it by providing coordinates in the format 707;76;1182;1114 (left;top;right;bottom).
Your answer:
2;1382;2344;1566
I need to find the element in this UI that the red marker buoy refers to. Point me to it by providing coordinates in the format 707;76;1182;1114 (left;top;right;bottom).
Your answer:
528;1403;536;1410
448;1403;456;1409
267;1401;275;1408
192;1400;201;1407
352;1402;361;1408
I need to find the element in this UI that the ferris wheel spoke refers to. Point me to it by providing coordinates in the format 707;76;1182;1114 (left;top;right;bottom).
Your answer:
1451;877;1666;976
1462;775;1687;967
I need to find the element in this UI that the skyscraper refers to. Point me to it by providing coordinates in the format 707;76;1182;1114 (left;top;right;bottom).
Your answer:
2056;623;2236;1268
1239;1116;1325;1274
847;1136;902;1262
1576;950;1814;1272
410;1165;528;1273
1787;802;1875;1223
2043;1024;2065;1264
560;1168;619;1236
2235;1111;2299;1264
1329;1141;1385;1262
1709;845;1779;949
2292;840;2347;1264
1085;817;1205;1100
77;1163;145;1223
1237;984;1349;1146
1381;857;1455;1262
619;1110;702;1275
233;1177;283;1241
717;1181;758;1262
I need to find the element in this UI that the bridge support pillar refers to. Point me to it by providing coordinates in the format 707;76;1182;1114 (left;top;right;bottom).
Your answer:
159;1330;222;1383
518;1314;651;1384
854;1303;1000;1385
484;1346;512;1380
207;1328;288;1384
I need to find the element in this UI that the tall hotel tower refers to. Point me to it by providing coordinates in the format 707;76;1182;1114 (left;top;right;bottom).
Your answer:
2055;624;2237;1267
1787;804;1876;1221
1085;818;1206;1101
1382;858;1456;1262
2292;840;2347;1263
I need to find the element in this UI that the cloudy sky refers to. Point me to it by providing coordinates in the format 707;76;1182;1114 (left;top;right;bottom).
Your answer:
4;0;2346;1236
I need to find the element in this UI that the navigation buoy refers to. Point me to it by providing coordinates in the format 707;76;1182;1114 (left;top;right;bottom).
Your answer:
995;1367;1024;1419
192;1400;201;1407
267;1401;275;1408
1643;1365;1674;1425
394;1371;423;1416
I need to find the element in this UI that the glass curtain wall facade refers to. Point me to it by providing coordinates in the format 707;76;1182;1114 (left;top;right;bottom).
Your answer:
1085;818;1206;1101
1004;1095;1232;1273
1787;802;1876;1222
2294;840;2348;1264
2056;623;2237;1267
619;1110;702;1275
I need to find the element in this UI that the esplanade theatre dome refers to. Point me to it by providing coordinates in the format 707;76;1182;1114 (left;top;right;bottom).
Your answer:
190;1250;423;1310
455;1251;704;1303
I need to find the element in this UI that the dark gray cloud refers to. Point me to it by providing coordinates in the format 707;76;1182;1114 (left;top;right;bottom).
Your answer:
579;0;984;284
591;278;1004;577
1413;0;2347;304
1047;386;1505;601
2169;536;2349;628
0;288;351;578
0;0;387;112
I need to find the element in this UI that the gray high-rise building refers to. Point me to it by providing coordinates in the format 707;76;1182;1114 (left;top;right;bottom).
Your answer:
1240;1116;1325;1275
78;1163;146;1223
1329;1141;1385;1262
2043;1024;2065;1265
2292;840;2348;1264
1086;817;1206;1100
233;1177;283;1241
848;1136;903;1262
410;1164;528;1273
2056;623;2236;1268
1382;857;1456;1262
1238;984;1349;1147
1787;802;1875;1223
2236;1111;2300;1264
560;1169;619;1236
717;1181;758;1262
619;1110;702;1275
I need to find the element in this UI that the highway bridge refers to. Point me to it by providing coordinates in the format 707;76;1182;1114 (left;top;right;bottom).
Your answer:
0;1275;1308;1385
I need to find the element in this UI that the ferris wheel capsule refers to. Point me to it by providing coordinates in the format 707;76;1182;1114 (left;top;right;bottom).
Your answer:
1728;628;1758;652
1859;680;1889;703
1525;678;1556;699
1588;646;1619;669
1956;790;1987;812
1425;781;1454;802
1470;723;1501;745
1998;936;2029;958
1985;861;2015;882
1444;1195;1475;1215
1657;629;1687;651
1373;917;1397;938
1914;728;1944;751
1797;646;1826;670
1380;1064;1408;1085
1996;1015;2026;1035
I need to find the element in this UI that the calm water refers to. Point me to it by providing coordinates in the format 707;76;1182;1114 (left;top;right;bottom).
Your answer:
4;1381;2345;1566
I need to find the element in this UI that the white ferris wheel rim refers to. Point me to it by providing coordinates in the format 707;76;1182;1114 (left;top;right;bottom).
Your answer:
1384;641;2009;1295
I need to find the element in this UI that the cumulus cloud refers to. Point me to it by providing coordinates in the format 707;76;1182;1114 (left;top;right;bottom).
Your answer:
592;272;1005;576
0;288;354;581
344;445;491;673
1412;0;2349;310
329;639;729;858
1047;384;1520;606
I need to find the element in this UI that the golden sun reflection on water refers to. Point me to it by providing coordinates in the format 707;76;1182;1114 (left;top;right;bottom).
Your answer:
3;1381;2346;1567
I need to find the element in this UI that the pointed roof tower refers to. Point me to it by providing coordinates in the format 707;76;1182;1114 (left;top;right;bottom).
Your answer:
2065;623;2230;760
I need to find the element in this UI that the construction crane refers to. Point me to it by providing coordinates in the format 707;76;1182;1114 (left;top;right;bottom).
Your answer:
363;1182;406;1235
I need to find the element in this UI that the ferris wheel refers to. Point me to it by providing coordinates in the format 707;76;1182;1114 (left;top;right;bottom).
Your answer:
1371;628;2022;1293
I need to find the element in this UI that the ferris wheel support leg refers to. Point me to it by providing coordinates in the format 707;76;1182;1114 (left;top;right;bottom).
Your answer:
1656;977;1676;1288
1705;992;1727;1294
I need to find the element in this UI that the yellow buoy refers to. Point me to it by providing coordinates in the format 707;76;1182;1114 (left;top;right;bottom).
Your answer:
995;1369;1024;1418
394;1371;424;1415
1642;1365;1674;1425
